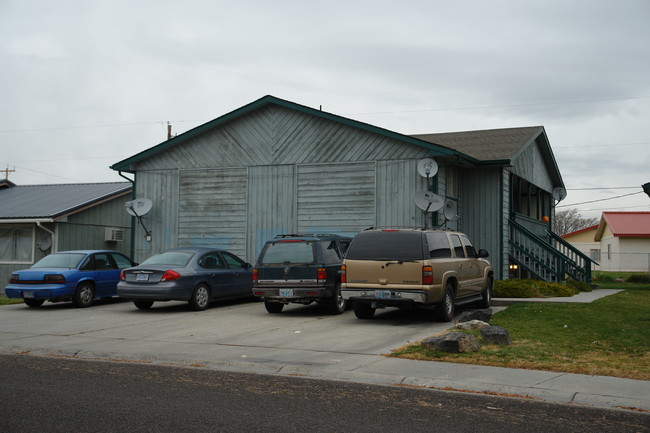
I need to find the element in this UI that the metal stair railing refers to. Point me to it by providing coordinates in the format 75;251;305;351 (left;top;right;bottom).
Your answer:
509;218;593;283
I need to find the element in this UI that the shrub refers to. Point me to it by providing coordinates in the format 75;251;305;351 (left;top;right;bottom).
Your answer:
626;273;650;283
594;272;615;282
567;278;593;292
494;279;578;298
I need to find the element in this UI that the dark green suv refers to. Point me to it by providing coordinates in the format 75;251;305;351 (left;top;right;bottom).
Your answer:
253;234;352;314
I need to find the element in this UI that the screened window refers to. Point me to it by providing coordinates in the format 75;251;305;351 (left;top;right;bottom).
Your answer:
0;225;33;263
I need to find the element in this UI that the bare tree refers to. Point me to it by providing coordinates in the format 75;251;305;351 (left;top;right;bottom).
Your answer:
554;208;599;236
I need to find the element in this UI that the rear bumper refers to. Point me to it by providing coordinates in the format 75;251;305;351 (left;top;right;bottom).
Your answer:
342;288;429;306
4;284;74;301
116;282;191;301
252;284;331;302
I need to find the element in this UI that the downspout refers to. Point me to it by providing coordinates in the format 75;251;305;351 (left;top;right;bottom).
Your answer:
118;171;136;259
35;222;55;252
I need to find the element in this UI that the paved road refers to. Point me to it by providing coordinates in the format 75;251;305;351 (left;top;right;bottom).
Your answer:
2;354;648;433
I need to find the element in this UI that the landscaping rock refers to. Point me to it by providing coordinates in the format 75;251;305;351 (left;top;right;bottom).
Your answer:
480;326;512;345
455;320;490;330
422;332;481;353
455;309;493;324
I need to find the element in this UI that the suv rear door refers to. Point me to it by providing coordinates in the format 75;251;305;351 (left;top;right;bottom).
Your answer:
256;240;318;285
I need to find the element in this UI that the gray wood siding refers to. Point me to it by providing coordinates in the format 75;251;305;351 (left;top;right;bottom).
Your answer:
177;168;248;259
297;162;376;234
376;159;429;228
247;165;296;263
57;195;132;255
135;106;430;171
459;166;504;279
131;170;180;261
511;139;554;192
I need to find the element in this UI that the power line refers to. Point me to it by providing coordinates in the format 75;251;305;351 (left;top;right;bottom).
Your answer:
557;191;644;208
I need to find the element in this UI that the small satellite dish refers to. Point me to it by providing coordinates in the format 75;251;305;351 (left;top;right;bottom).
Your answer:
552;187;567;202
413;191;445;213
36;231;52;251
443;200;458;221
125;198;153;216
417;158;438;178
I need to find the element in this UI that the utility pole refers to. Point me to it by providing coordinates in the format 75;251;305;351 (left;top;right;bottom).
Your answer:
2;166;15;180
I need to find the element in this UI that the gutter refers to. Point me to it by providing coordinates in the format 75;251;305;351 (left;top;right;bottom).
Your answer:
118;171;137;259
36;222;56;252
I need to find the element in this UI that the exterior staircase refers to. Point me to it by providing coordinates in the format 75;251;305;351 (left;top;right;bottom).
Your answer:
509;218;596;284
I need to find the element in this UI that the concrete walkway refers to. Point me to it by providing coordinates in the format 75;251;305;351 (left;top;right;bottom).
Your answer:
1;289;648;413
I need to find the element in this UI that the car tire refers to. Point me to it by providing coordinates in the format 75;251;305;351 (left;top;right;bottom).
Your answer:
353;301;375;319
73;282;95;308
264;301;284;313
326;283;346;315
133;300;154;310
24;298;45;307
477;276;493;309
434;283;455;322
188;284;210;311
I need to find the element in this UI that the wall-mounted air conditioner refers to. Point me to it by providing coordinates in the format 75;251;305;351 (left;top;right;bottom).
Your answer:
105;228;125;242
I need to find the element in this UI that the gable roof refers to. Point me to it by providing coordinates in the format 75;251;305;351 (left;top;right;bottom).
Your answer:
561;224;599;239
111;95;470;173
594;211;650;240
0;182;132;221
412;126;544;162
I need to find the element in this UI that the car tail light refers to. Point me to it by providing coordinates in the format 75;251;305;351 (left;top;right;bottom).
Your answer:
422;266;433;285
119;270;126;281
44;274;65;283
9;274;19;283
160;270;181;282
317;267;326;281
340;265;346;283
252;268;258;282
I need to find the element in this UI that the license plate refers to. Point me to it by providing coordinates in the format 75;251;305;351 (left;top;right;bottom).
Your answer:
136;274;149;281
375;290;391;299
23;291;33;298
279;289;294;297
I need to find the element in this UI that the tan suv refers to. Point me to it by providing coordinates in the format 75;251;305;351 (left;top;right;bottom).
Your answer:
341;228;493;321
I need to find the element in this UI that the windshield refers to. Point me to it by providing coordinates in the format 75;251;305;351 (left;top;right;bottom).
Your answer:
33;253;86;269
142;251;194;266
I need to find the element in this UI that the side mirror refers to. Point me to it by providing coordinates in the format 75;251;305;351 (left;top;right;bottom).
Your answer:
478;249;489;258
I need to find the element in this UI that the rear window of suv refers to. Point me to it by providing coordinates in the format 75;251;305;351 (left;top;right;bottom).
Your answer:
260;241;315;264
346;231;425;261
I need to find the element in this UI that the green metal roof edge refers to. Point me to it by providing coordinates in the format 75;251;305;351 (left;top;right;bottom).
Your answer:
110;95;468;173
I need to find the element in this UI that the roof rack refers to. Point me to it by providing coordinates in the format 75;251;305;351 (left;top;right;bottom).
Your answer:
273;233;346;239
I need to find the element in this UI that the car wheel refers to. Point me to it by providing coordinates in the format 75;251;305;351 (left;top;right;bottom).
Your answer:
188;284;210;311
73;282;95;308
353;301;375;319
434;283;455;322
326;283;346;315
24;298;45;307
264;301;284;313
133;300;154;310
477;276;493;309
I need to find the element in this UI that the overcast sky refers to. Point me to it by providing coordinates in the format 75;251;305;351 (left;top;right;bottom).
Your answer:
1;0;649;219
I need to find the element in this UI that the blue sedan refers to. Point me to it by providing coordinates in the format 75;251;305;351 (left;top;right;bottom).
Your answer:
117;247;253;311
4;250;136;308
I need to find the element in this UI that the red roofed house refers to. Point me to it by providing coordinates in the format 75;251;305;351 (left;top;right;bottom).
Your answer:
594;211;650;272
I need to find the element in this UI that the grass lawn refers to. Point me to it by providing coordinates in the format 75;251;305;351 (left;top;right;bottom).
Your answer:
390;276;650;380
0;295;23;306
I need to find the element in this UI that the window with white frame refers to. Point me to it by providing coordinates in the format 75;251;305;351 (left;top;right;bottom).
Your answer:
0;225;33;263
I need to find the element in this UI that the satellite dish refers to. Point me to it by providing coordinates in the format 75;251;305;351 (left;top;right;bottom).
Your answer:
417;158;438;178
443;200;458;221
413;191;445;213
125;198;153;216
552;187;567;202
36;231;52;251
